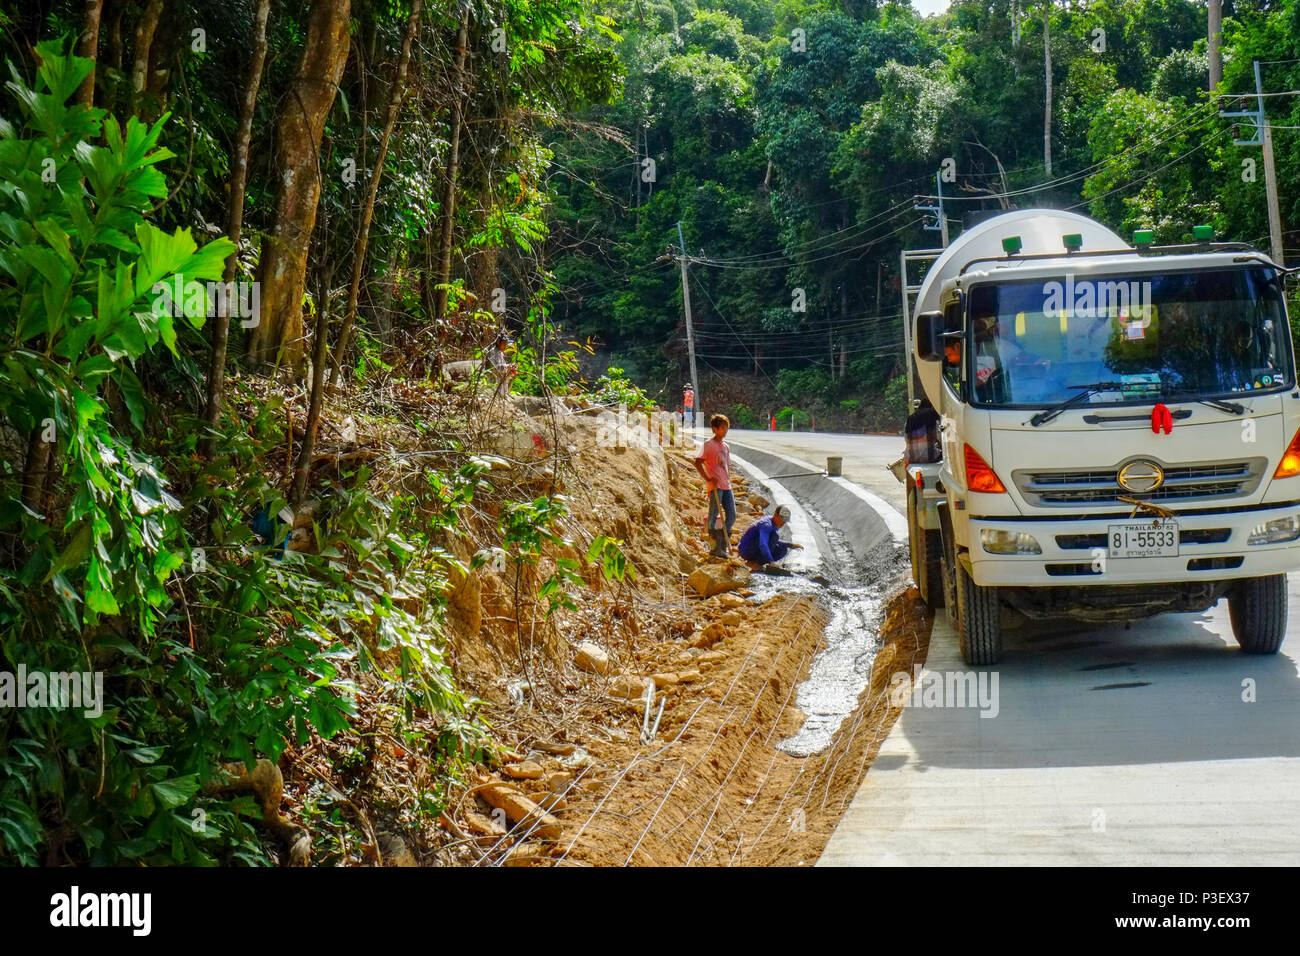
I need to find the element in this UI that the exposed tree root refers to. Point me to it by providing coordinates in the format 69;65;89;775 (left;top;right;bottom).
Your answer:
206;759;312;866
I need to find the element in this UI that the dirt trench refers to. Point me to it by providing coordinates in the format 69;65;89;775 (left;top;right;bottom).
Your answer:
442;412;932;866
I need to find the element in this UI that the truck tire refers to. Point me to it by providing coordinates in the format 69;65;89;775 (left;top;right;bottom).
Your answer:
937;503;1001;665
1228;575;1288;655
955;559;1002;666
907;486;944;609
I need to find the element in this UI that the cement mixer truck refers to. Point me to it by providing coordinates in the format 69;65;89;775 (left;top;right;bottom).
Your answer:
901;208;1299;664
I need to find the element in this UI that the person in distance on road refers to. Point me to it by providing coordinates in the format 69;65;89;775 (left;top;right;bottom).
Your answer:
738;504;804;573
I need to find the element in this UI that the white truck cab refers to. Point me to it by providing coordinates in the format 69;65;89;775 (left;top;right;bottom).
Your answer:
901;209;1300;664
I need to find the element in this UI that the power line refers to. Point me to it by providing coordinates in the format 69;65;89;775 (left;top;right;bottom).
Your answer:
692;311;904;342
1067;127;1230;211
915;101;1224;203
690;197;922;266
692;213;925;270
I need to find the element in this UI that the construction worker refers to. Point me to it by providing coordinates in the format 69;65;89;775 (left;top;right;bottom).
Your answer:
738;505;804;572
682;383;695;428
693;413;734;558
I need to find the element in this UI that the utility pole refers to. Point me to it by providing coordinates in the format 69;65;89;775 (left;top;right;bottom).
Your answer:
914;172;949;247
1043;0;1052;178
1220;60;1286;264
676;221;702;429
937;171;950;247
1208;0;1223;92
1260;70;1285;265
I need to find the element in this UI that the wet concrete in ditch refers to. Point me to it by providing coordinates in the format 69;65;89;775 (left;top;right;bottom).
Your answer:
734;472;911;758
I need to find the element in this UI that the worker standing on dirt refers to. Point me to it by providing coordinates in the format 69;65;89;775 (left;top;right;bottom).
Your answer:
693;413;734;558
682;383;695;429
738;505;804;572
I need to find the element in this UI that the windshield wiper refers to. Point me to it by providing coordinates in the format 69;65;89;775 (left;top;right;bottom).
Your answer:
1029;381;1248;427
1159;387;1246;415
1028;382;1130;427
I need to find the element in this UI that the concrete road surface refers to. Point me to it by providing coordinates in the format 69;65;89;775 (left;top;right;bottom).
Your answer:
731;430;1300;866
716;428;907;512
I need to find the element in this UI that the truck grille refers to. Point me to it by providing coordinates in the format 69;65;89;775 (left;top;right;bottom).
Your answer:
1013;459;1265;506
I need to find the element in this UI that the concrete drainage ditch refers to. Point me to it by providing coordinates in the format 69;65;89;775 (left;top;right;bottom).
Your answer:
729;444;911;757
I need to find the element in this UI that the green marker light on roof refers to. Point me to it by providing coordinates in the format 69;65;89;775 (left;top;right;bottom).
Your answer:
1063;233;1083;252
1192;224;1214;241
1002;235;1022;255
1133;229;1154;246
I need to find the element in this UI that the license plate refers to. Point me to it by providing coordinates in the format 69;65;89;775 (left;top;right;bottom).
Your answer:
1107;521;1179;558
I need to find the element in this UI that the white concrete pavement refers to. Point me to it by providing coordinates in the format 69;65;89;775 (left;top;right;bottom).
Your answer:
728;429;1300;865
717;428;908;513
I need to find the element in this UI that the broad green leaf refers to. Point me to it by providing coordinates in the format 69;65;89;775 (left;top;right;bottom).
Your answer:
149;775;200;810
48;523;91;577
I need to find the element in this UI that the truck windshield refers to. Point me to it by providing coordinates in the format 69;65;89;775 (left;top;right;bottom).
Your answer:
967;266;1292;407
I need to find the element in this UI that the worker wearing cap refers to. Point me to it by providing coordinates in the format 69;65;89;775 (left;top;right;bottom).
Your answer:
738;505;804;571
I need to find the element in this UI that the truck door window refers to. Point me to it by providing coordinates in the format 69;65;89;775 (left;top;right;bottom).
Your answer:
942;300;963;395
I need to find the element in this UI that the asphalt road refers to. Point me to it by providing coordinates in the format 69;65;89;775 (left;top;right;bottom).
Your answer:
734;429;1300;866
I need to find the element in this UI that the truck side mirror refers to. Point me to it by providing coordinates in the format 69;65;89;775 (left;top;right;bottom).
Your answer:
916;311;944;361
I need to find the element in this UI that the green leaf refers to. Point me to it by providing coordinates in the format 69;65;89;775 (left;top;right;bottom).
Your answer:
149;775;200;810
114;365;146;431
48;523;91;577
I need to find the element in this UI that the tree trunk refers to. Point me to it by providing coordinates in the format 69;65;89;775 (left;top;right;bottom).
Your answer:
202;0;270;455
102;0;124;115
374;246;399;346
75;0;104;107
1042;2;1052;178
129;0;163;116
330;0;423;387
249;0;351;377
433;10;471;320
294;260;335;508
21;427;53;513
420;225;438;320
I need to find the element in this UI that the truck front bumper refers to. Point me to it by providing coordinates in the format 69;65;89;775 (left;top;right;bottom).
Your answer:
966;502;1300;587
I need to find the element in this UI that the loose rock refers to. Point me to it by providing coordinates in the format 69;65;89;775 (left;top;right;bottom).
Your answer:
690;621;727;649
609;675;650;698
687;566;750;598
574;641;611;675
479;784;563;840
503;760;545;780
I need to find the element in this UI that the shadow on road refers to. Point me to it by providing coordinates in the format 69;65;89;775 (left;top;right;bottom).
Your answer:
897;602;1300;770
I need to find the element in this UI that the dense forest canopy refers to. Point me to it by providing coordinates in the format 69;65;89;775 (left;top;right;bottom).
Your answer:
546;0;1300;423
0;0;1296;865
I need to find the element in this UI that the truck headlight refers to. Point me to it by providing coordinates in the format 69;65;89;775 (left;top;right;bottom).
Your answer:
980;529;1042;555
1247;515;1300;545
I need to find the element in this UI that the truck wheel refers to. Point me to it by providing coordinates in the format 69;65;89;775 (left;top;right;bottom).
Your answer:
955;558;1002;666
937;504;999;663
907;487;944;609
1228;575;1288;655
